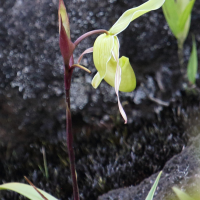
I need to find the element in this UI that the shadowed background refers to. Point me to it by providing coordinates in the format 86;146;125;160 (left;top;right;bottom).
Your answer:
0;0;200;199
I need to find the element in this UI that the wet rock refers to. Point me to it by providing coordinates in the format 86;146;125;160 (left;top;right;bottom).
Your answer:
0;0;200;143
98;134;200;200
0;0;200;200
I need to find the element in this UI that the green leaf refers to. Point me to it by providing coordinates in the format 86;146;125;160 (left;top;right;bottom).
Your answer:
145;171;162;200
172;187;195;200
178;0;195;33
58;0;70;38
162;0;179;37
109;0;165;35
163;0;195;43
187;36;198;84
0;183;58;200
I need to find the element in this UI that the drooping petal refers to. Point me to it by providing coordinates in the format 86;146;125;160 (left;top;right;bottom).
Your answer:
112;37;127;123
109;0;165;35
78;47;93;64
91;72;102;89
59;17;75;66
92;34;114;88
58;0;70;38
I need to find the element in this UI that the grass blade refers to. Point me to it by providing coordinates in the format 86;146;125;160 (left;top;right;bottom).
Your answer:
145;171;162;200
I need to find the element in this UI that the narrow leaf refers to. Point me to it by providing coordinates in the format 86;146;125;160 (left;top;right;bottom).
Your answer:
162;0;179;37
59;17;75;66
187;36;198;84
24;176;48;200
58;0;70;38
109;0;165;35
145;171;162;200
0;183;58;200
172;187;195;200
178;0;195;33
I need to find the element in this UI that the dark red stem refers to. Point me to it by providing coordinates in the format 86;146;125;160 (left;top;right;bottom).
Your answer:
64;56;79;200
74;29;109;47
63;29;109;200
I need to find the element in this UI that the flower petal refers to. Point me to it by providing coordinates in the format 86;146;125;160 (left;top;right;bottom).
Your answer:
58;0;70;38
103;37;136;92
91;72;102;89
78;47;93;64
109;0;165;35
104;55;136;92
113;37;127;124
119;56;136;92
92;34;114;88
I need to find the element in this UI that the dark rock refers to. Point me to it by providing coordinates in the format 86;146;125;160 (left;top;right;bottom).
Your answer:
0;0;199;144
0;0;200;144
0;1;200;200
98;134;200;200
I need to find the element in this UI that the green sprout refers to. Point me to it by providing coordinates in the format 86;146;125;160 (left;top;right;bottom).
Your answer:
162;0;196;69
187;35;198;85
173;187;197;200
38;147;49;180
146;171;162;200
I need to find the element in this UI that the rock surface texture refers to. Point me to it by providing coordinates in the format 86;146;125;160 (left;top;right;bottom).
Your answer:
0;0;200;200
99;134;200;200
0;0;199;141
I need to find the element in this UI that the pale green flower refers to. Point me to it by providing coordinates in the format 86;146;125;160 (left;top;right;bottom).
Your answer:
91;0;165;123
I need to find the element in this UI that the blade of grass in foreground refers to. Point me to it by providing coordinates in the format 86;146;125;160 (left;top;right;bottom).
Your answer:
187;35;198;84
145;171;162;200
0;183;58;200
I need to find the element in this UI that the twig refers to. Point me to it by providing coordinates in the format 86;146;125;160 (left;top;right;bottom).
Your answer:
148;96;170;107
24;176;48;200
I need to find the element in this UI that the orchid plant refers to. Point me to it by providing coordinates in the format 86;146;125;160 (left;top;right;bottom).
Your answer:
0;0;165;200
59;0;164;198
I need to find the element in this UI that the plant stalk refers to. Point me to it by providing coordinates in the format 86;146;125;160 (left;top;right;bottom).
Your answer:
177;38;184;75
64;57;79;200
74;29;108;47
